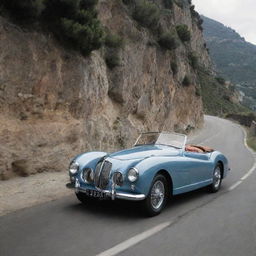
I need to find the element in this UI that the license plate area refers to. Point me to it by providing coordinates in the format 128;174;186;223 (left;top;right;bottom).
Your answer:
85;189;108;198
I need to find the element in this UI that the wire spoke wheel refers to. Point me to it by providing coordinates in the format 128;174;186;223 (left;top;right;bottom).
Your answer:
209;164;222;193
142;174;169;217
213;166;221;189
150;180;165;210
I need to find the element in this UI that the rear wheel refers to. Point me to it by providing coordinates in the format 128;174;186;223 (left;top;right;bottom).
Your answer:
142;174;168;217
209;164;222;193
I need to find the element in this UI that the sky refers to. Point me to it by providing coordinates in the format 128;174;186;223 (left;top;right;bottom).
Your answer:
193;0;256;45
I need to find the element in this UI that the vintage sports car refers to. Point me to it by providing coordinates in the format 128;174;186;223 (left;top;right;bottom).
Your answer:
66;132;229;216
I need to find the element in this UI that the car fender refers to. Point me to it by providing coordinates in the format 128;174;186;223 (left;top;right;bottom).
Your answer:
209;151;229;177
133;156;180;197
72;152;107;172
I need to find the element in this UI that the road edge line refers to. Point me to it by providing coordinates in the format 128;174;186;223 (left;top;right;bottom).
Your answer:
227;126;256;191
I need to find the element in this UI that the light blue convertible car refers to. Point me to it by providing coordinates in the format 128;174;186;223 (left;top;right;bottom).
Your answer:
67;132;229;216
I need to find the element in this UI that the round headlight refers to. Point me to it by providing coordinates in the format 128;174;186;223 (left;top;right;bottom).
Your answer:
113;172;124;186
127;168;139;182
69;162;79;175
82;168;94;184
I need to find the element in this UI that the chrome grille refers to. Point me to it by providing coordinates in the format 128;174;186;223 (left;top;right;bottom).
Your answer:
94;160;112;189
94;161;103;188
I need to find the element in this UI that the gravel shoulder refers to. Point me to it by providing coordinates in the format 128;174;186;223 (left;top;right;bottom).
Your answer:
0;172;72;216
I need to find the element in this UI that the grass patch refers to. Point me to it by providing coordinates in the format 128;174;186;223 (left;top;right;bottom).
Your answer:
247;136;256;151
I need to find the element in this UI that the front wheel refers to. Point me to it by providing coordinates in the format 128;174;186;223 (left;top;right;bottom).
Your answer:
209;164;222;193
75;192;95;204
142;174;168;217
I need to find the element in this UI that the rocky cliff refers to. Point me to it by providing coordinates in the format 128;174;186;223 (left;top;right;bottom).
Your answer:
0;0;211;179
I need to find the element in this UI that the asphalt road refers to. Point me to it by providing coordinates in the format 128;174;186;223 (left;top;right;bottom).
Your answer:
0;116;255;256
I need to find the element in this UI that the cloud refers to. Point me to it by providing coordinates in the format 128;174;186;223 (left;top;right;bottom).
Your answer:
192;0;256;44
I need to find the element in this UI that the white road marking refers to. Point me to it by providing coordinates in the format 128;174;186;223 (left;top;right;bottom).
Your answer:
228;180;243;191
95;222;171;256
227;126;256;191
241;162;256;181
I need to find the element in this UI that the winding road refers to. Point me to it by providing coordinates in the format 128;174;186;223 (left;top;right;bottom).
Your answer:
1;116;256;256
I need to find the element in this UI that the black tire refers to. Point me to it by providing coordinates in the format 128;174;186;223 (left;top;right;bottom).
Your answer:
142;174;169;217
75;192;94;204
208;164;222;193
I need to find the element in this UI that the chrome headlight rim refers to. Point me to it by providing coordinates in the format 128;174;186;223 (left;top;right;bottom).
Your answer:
69;161;79;175
127;167;139;182
82;168;94;184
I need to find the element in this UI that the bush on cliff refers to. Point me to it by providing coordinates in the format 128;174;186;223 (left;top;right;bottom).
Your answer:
188;51;198;69
42;0;104;55
2;0;104;56
176;24;191;42
133;0;160;29
163;0;173;9
158;31;179;50
1;0;44;21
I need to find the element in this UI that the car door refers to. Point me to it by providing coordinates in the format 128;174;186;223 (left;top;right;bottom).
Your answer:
183;151;213;185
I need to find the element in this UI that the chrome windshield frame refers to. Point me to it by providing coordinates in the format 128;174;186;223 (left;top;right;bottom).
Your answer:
134;131;187;150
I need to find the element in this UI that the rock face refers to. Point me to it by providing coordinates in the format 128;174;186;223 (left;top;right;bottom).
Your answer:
0;0;210;179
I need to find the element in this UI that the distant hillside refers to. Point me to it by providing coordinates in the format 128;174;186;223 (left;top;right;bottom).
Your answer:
202;15;256;111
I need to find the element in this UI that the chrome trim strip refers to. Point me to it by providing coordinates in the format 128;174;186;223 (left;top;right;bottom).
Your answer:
115;192;145;201
174;179;213;191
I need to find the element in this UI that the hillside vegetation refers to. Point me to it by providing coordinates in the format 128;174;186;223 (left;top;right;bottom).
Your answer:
0;0;104;55
198;68;248;116
202;15;256;111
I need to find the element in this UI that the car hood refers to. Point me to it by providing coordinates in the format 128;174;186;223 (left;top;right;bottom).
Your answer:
109;145;180;160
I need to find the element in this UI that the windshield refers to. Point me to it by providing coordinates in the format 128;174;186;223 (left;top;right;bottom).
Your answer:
134;132;187;149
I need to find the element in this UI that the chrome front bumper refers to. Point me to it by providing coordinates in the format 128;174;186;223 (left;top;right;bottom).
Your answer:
66;182;146;201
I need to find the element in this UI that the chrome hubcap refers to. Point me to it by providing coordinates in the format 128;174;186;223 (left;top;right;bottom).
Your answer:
151;180;165;210
213;167;221;189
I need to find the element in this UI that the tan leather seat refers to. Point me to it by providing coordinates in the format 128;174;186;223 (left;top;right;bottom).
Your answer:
185;145;214;153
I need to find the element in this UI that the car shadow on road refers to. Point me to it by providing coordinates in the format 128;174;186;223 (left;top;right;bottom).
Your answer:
64;186;222;219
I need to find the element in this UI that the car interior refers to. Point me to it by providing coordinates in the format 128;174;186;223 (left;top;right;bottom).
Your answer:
185;145;214;154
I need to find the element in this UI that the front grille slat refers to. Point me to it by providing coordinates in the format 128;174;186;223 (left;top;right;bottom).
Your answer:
94;161;103;188
94;160;112;189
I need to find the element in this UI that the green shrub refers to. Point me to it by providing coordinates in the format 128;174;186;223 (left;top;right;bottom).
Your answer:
182;75;191;86
163;0;173;9
215;76;226;85
42;0;104;56
122;0;135;5
2;0;44;21
105;33;124;48
80;0;98;9
174;0;184;8
190;5;203;30
2;0;104;56
188;52;198;69
158;31;179;50
247;135;256;151
176;24;191;42
133;0;160;29
171;61;178;75
60;17;104;55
